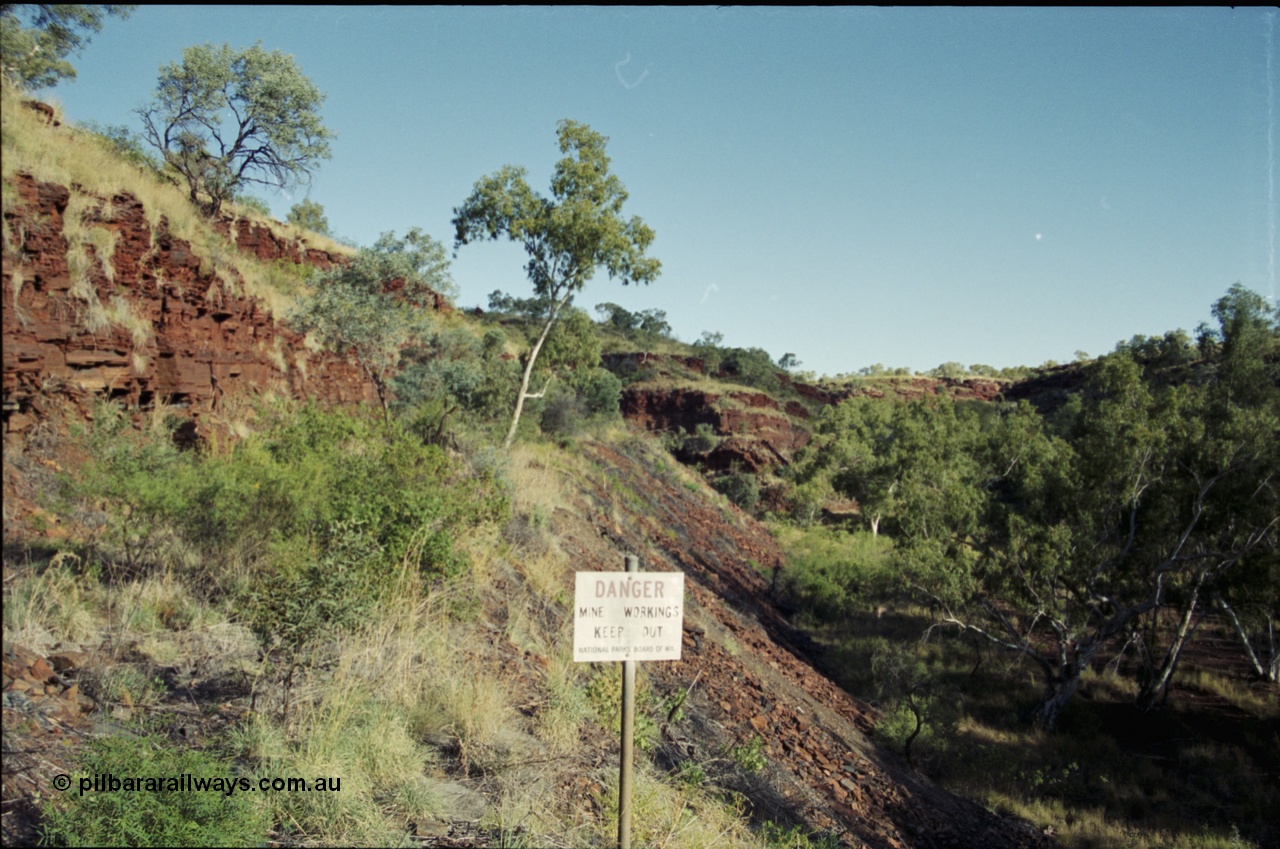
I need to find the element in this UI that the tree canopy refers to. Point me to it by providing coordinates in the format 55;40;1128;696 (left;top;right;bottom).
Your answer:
137;41;333;215
790;285;1279;729
287;198;330;236
0;4;134;89
452;119;660;447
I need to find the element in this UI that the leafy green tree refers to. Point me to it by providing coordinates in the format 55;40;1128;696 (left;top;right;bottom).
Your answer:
594;302;671;343
694;331;724;348
290;229;452;430
905;337;1276;727
596;301;639;332
798;289;1277;730
137;41;333;215
0;4;134;89
452;119;660;448
287;198;330;235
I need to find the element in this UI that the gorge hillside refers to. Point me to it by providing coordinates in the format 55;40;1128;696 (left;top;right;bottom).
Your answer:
0;94;1056;848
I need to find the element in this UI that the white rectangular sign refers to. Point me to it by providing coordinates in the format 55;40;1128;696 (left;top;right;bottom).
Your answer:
574;572;685;662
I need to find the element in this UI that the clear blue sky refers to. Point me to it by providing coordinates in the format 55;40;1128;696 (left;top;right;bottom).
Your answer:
38;6;1278;377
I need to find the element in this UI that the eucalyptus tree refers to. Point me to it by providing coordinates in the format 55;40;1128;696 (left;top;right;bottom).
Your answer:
803;289;1278;729
0;4;135;88
137;41;333;215
902;324;1276;728
452;119;660;448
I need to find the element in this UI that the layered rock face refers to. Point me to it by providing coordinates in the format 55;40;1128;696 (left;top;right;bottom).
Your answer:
2;173;379;433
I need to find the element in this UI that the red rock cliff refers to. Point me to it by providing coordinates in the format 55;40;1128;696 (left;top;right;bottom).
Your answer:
2;173;384;433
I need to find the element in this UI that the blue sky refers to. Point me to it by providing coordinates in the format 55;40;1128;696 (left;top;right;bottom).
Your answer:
38;6;1277;377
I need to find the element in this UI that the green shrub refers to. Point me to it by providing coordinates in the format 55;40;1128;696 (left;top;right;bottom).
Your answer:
682;422;721;455
576;367;622;418
540;383;586;437
717;347;781;392
40;735;268;847
73;403;508;653
729;736;767;773
713;471;759;511
775;527;894;624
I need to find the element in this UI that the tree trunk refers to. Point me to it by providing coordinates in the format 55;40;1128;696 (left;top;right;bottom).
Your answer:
1135;573;1207;711
502;293;567;449
1031;641;1104;730
1215;594;1279;683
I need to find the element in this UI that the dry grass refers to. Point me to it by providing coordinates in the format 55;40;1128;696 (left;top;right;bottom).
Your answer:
2;83;352;327
2;555;102;652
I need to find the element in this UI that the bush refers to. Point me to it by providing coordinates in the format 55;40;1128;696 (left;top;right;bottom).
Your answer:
775;527;894;623
286;199;329;235
718;347;781;391
682;422;721;455
40;735;268;847
576;367;622;418
713;471;759;511
72;404;508;653
539;383;586;438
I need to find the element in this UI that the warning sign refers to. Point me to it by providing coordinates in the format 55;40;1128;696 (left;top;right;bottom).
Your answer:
573;572;685;662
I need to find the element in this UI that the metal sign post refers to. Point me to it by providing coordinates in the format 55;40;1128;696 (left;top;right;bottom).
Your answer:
572;555;684;849
618;554;637;849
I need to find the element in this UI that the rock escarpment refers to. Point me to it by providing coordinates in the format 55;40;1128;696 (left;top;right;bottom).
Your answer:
2;173;380;434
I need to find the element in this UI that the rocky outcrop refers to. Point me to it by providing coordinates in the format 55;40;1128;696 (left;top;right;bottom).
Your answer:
2;173;386;433
211;214;346;271
620;386;810;473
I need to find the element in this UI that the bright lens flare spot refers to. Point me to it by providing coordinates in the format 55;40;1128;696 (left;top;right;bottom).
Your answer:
1034;233;1042;241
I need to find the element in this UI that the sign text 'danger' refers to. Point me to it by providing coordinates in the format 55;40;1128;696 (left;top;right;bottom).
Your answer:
573;572;685;662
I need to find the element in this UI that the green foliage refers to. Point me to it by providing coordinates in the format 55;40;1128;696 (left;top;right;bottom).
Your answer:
39;734;268;847
682;422;721;455
788;286;1279;729
485;288;551;320
0;4;135;88
775;527;893;623
929;361;969;379
233;193;271;216
538;382;587;439
728;736;767;773
79;120;164;174
776;352;801;370
395;324;520;426
583;670;660;753
576;367;622;417
286;197;329;235
453;119;660;448
137;41;333;215
713;470;760;512
72;404;507;658
594;301;673;343
760;821;842;849
71;402;195;578
672;761;708;788
539;306;601;375
717;346;781;391
291;228;452;426
870;642;962;765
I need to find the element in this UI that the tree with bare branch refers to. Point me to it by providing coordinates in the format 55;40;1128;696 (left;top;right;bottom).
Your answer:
137;41;332;215
452;120;660;448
